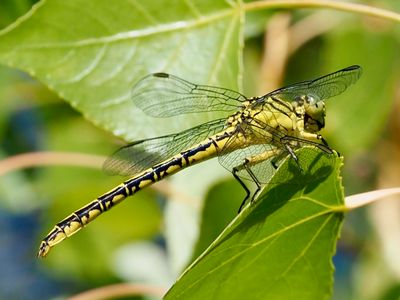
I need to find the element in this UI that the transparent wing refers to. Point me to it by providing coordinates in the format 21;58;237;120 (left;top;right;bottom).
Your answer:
132;73;246;117
219;142;283;184
218;115;287;183
103;118;227;176
264;65;362;103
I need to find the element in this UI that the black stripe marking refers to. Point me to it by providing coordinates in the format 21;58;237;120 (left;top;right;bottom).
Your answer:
268;102;290;117
97;186;127;210
182;153;190;165
216;130;234;142
75;201;103;219
73;213;84;226
271;96;292;110
210;137;219;148
154;156;184;178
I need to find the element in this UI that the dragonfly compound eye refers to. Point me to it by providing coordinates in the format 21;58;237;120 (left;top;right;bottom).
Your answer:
305;94;320;105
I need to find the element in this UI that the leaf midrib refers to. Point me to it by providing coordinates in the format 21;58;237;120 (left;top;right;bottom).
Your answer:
1;8;240;50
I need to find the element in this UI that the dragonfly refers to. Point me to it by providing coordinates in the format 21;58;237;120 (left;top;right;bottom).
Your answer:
38;65;362;257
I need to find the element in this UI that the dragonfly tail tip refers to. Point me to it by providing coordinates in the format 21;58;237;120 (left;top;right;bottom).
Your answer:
37;241;50;258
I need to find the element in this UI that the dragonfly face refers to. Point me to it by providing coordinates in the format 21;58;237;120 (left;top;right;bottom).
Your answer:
38;65;362;257
299;95;326;133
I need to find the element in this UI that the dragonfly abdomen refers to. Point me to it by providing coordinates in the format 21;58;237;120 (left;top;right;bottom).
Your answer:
37;183;131;257
38;134;226;257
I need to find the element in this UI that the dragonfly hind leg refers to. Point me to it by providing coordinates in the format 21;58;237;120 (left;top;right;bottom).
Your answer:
232;149;281;212
232;167;250;213
233;159;262;213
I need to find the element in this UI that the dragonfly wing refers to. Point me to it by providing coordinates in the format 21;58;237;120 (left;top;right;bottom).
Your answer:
132;73;246;117
104;118;227;176
266;65;362;103
218;119;287;183
219;142;283;184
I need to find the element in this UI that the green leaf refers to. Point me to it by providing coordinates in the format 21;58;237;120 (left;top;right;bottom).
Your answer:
191;179;244;260
0;0;244;140
0;0;37;29
165;148;345;300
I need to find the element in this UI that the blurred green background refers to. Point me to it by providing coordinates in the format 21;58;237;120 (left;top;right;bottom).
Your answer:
0;0;399;299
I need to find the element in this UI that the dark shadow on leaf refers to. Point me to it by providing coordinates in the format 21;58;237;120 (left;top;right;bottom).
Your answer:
214;150;334;247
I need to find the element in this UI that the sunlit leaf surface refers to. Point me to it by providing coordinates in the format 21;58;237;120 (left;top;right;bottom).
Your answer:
0;0;244;141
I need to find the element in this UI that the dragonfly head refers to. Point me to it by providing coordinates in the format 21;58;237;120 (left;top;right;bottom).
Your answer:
294;94;326;133
304;95;326;132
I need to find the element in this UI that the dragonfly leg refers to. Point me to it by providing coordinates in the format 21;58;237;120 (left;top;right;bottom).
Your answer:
295;132;333;154
303;133;340;156
244;163;262;203
281;134;337;157
283;144;303;172
315;134;339;156
318;134;329;147
234;158;264;213
232;166;251;213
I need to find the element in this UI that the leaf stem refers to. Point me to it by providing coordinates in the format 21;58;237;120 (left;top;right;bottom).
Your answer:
345;188;400;209
0;151;104;176
243;0;400;23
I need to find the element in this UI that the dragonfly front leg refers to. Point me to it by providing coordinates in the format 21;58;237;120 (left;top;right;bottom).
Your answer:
295;132;334;154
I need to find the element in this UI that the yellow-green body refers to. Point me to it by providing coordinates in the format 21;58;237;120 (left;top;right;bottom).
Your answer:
38;96;323;257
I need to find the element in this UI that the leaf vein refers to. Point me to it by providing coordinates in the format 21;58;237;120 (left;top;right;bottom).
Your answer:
8;10;236;50
160;29;190;71
63;45;107;83
92;42;138;86
176;209;337;296
184;0;202;18
207;8;239;85
127;0;158;24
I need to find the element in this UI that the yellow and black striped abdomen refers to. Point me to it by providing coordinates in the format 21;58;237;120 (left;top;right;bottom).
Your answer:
38;131;232;257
